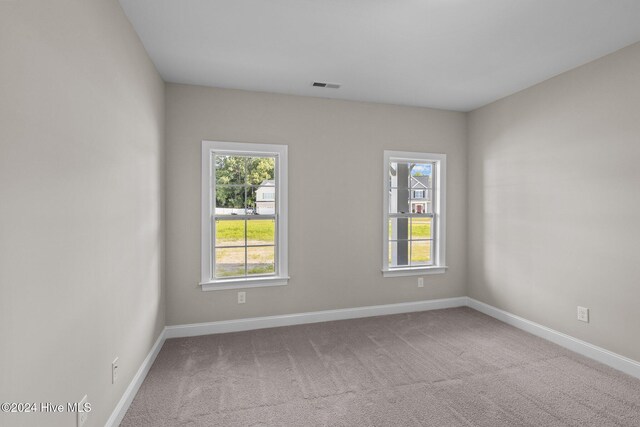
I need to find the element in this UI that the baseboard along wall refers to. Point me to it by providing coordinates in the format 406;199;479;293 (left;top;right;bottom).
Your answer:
106;296;640;426
164;297;468;338
105;332;166;427
466;298;640;380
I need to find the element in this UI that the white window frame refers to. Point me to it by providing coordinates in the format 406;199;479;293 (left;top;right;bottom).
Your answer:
201;141;289;291
382;150;447;277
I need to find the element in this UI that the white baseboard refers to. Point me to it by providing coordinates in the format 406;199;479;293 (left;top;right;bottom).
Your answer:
105;329;166;427
467;297;640;380
164;296;468;339
107;296;640;426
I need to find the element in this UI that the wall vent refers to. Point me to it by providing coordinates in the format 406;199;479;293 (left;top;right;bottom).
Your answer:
312;81;341;89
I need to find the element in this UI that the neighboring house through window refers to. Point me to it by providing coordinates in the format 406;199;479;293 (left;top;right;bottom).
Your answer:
383;150;447;277
256;181;276;214
201;141;289;290
410;179;429;214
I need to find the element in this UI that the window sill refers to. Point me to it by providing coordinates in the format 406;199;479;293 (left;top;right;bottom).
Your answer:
382;266;447;277
200;276;289;291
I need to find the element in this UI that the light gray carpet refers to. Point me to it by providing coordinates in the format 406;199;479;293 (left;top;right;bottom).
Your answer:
121;307;640;426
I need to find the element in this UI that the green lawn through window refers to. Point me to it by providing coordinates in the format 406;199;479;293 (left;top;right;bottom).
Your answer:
389;217;432;263
215;219;276;277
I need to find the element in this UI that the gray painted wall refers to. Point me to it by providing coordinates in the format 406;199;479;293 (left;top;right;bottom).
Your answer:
165;83;468;325
3;3;640;423
467;42;640;362
0;1;165;426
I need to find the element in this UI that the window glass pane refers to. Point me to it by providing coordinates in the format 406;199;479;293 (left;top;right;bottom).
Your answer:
215;247;245;278
411;217;432;240
247;219;275;246
389;189;397;213
215;186;245;215
388;218;396;240
205;143;287;283
215;219;245;247
388;188;411;214
247;157;276;185
411;240;432;266
389;240;410;267
388;217;409;240
384;154;442;271
215;155;246;185
247;246;275;276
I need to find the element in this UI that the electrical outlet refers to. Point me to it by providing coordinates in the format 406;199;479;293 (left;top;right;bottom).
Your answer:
77;395;88;427
418;278;424;288
577;306;589;323
112;357;119;384
238;291;246;304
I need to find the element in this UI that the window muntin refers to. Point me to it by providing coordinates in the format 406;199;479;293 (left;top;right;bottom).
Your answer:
383;151;446;275
202;141;288;289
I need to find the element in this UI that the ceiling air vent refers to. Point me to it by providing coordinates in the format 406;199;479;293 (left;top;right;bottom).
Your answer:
312;81;341;89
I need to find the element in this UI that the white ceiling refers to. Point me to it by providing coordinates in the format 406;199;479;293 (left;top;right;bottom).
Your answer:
119;0;640;112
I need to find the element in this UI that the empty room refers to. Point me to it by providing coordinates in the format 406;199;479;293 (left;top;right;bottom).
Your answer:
2;0;640;426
